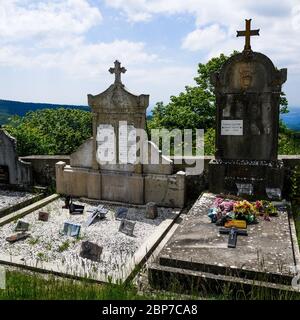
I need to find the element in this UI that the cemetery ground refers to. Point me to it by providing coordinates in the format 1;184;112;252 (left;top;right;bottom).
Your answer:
0;194;300;300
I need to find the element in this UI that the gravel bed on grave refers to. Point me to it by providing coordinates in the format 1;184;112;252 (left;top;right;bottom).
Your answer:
0;190;34;211
0;198;176;277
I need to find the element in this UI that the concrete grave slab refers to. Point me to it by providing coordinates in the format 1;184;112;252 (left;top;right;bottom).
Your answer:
148;193;300;294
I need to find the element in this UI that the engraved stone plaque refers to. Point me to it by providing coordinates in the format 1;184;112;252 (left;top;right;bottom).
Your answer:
221;120;243;136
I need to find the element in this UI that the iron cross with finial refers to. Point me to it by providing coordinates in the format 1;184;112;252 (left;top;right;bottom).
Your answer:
237;19;260;51
109;60;127;84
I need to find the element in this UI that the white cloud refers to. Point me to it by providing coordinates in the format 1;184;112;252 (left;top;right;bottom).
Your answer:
0;0;102;41
0;1;157;79
182;24;227;52
105;0;300;73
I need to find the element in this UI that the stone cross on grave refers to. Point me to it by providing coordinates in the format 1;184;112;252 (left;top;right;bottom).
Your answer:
237;19;260;51
109;60;127;85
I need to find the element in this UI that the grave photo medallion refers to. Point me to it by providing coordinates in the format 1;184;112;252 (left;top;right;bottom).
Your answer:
119;220;136;237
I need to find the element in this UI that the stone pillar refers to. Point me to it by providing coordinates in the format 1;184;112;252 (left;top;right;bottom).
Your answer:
55;161;66;194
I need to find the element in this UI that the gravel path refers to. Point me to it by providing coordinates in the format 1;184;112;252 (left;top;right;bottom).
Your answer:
0;198;176;278
0;190;34;211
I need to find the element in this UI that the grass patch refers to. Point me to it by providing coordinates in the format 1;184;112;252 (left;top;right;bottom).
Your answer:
58;240;71;253
0;270;142;300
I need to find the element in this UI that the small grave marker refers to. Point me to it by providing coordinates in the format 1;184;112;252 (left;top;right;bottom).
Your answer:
38;211;49;222
80;241;103;262
6;232;30;243
86;205;108;227
15;220;29;232
115;207;128;219
236;183;253;196
62;222;81;238
119;220;136;237
266;188;282;200
145;202;158;219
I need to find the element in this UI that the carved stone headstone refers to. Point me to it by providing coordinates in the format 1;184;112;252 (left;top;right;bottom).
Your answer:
209;19;286;198
80;241;103;262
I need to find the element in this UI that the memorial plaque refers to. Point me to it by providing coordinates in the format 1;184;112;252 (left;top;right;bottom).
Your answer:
266;188;282;200
119;220;135;237
236;183;253;196
62;222;81;238
80;241;103;262
15;220;29;232
221;120;243;136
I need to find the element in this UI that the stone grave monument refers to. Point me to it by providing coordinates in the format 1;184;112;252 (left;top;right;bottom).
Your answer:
0;128;32;187
148;20;298;296
56;61;185;207
209;19;287;198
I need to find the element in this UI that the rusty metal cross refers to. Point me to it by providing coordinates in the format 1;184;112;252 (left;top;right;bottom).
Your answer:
109;60;127;84
237;19;260;51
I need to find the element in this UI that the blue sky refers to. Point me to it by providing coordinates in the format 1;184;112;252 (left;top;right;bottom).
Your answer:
0;0;299;111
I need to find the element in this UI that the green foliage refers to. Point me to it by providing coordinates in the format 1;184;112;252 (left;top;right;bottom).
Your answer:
148;53;231;131
58;240;71;253
4;108;92;156
278;131;300;155
204;128;216;156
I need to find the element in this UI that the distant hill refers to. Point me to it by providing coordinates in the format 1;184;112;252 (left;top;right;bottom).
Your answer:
1;98;299;132
281;107;300;132
0;99;89;125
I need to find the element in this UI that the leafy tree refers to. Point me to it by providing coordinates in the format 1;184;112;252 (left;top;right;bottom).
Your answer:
4;108;92;156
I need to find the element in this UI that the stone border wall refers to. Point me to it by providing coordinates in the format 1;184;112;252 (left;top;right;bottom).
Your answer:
19;155;300;202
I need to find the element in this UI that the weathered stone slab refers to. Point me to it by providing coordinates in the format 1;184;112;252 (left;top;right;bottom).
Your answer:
150;193;297;290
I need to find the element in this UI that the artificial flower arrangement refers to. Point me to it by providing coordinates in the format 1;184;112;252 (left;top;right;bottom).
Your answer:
208;198;278;226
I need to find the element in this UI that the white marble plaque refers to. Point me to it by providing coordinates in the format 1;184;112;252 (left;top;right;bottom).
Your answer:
221;120;243;136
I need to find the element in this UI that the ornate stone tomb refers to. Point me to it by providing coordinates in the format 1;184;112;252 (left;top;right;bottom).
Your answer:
56;61;186;208
209;19;286;198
